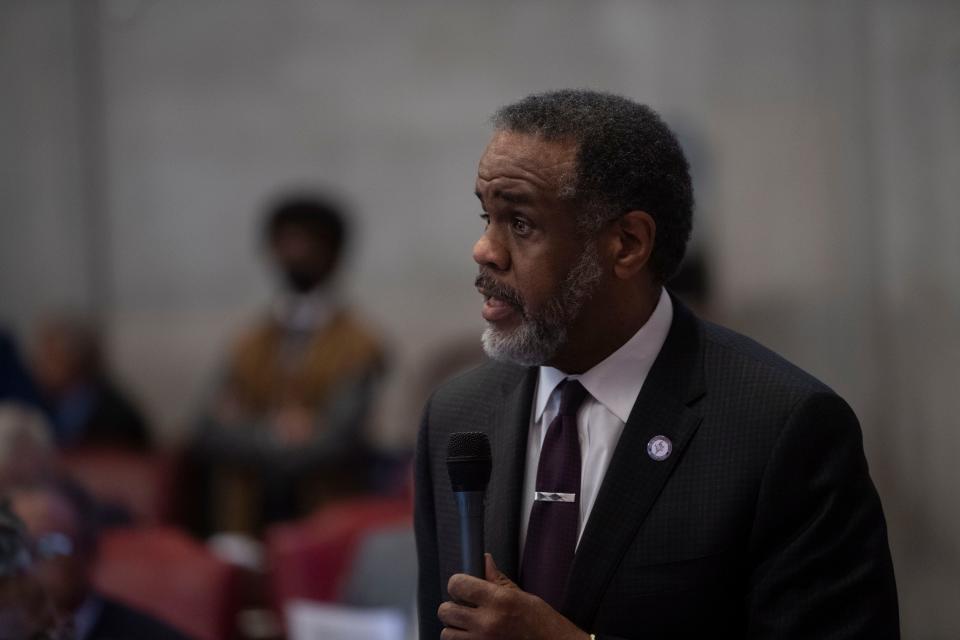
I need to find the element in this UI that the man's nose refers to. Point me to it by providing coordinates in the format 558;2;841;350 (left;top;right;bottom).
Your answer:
473;230;509;271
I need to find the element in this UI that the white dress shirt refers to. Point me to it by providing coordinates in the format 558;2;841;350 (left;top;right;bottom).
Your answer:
520;288;673;553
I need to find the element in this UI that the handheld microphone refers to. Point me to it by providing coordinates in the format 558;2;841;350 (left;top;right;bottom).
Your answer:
446;431;492;579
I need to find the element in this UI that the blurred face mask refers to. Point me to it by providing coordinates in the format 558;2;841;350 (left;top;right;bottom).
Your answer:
282;267;323;294
271;226;335;295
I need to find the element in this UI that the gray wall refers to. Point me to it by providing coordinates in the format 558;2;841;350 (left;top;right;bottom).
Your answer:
1;1;958;636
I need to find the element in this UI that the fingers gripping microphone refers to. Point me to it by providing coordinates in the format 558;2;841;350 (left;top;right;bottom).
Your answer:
447;432;492;578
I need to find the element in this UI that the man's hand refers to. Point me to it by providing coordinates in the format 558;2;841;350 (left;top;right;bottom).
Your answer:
438;554;590;640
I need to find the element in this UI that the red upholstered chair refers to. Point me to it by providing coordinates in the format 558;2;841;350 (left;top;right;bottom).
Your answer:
92;527;240;640
58;447;176;524
265;496;413;609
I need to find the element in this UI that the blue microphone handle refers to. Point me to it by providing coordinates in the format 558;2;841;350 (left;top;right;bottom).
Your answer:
454;490;486;578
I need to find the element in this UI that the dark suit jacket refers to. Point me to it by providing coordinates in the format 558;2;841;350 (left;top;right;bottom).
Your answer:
414;298;899;639
84;597;193;640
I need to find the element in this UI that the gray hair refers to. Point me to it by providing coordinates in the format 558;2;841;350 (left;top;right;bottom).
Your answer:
492;89;694;283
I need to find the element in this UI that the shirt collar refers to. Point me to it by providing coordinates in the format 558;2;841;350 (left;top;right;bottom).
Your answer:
535;288;673;423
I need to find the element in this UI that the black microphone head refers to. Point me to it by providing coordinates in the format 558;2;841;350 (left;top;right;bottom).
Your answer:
447;432;492;492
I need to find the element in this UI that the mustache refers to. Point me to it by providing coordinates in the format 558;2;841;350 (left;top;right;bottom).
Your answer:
475;270;525;312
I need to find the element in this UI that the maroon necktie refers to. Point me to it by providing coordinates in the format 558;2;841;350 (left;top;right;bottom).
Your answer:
520;379;589;610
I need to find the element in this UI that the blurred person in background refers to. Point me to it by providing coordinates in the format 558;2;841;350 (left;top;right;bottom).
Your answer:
193;193;387;535
666;251;712;319
0;499;63;640
6;478;192;640
0;329;45;413
0;404;56;490
30;316;152;452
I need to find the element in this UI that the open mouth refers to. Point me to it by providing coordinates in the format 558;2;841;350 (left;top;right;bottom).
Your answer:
475;272;524;324
478;288;520;323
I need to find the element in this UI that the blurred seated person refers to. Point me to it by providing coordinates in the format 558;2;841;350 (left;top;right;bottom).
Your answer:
0;403;56;491
30;316;151;451
0;499;63;640
666;251;712;319
193;194;386;535
7;479;192;640
0;328;44;412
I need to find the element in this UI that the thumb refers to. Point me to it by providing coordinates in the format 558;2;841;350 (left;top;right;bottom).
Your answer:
484;553;517;589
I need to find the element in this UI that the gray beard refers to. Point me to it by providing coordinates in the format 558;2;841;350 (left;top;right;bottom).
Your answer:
481;242;603;367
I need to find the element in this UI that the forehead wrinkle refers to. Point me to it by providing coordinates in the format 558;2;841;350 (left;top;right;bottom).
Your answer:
475;173;557;205
477;158;574;185
476;132;579;215
479;135;575;182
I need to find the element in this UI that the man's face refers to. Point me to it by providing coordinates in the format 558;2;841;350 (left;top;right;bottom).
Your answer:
270;226;336;294
32;327;84;395
473;130;604;367
10;490;91;615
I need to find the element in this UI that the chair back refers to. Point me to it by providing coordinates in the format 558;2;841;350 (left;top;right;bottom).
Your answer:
93;526;240;640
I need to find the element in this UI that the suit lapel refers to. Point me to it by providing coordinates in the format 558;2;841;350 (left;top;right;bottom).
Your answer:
484;367;537;580
563;297;706;626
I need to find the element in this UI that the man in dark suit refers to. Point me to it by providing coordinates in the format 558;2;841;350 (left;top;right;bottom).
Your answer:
8;478;192;640
414;90;899;639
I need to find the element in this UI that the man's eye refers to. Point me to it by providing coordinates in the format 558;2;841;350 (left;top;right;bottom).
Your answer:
512;218;531;234
479;213;490;227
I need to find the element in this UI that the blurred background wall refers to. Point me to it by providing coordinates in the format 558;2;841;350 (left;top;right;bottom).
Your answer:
0;0;957;636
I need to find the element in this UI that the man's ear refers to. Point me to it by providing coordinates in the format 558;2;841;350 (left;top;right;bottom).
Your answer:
609;210;655;280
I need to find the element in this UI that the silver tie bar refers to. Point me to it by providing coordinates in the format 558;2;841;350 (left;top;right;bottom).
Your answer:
534;491;576;503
